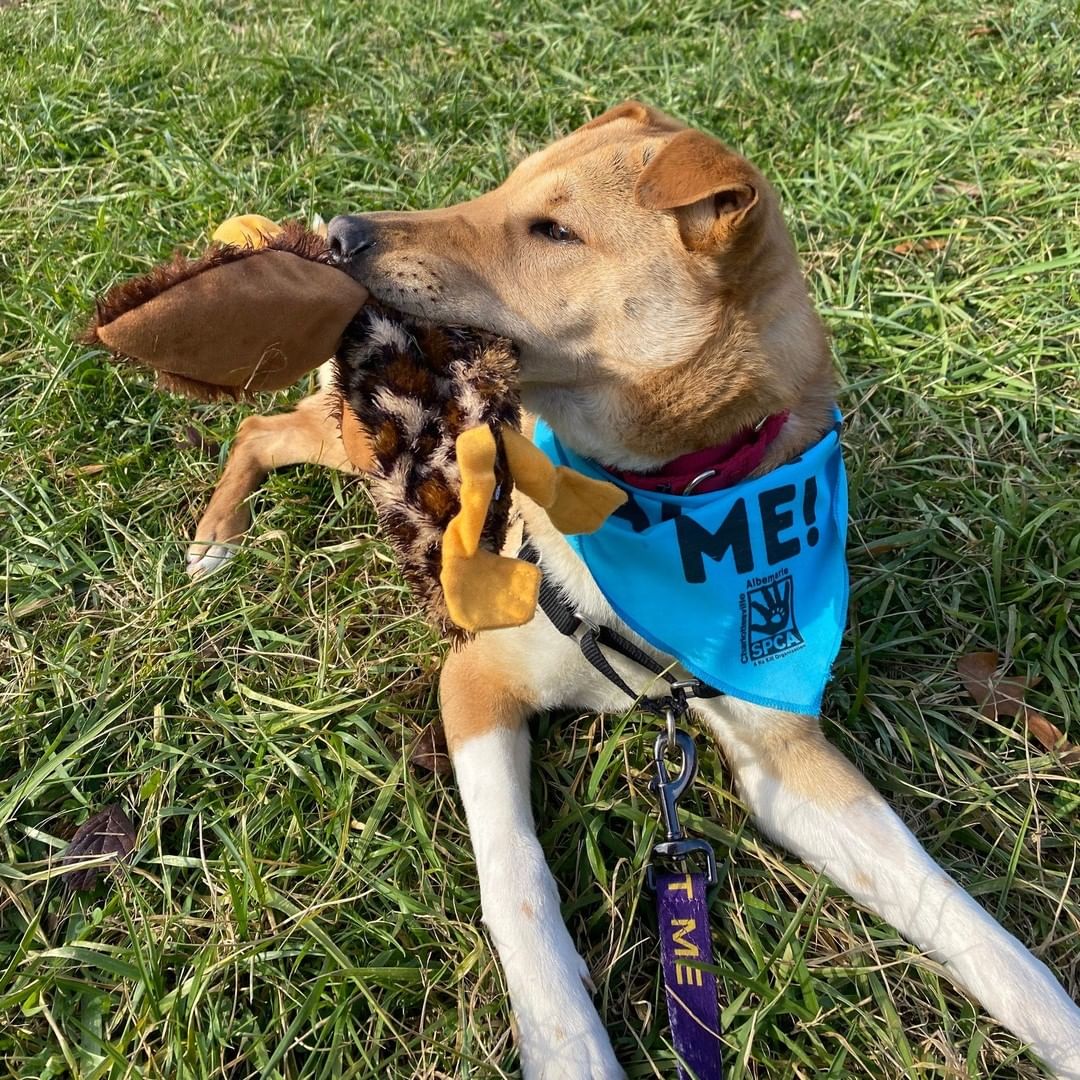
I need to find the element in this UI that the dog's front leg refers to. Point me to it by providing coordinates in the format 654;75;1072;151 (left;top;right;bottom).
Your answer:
701;697;1080;1079
440;642;625;1080
188;375;368;578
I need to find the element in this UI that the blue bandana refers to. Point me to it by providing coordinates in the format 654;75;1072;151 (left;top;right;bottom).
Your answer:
532;412;848;715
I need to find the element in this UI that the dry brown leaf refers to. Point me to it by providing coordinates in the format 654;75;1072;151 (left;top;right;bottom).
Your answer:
893;238;948;255
957;650;1001;715
937;180;981;198
183;425;221;456
409;724;451;775
1024;711;1080;764
783;8;805;19
957;650;1039;719
957;651;1075;766
61;804;137;891
861;538;903;557
72;463;106;476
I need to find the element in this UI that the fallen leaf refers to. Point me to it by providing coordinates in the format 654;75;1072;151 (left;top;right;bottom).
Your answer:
61;804;137;891
958;651;1076;765
183;426;221;457
72;463;106;476
1024;711;1080;764
968;24;995;36
936;180;981;198
893;238;947;255
783;7;805;19
957;650;1038;720
409;724;451;776
861;538;903;557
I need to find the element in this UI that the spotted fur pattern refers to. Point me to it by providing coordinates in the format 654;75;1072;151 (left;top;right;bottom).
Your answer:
334;303;520;640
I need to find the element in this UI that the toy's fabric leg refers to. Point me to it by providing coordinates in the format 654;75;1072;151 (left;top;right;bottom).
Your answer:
441;636;625;1080
502;425;626;534
438;423;626;632
187;385;369;577
698;695;1080;1079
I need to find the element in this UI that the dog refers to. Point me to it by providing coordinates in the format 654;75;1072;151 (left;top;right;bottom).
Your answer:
186;101;1080;1078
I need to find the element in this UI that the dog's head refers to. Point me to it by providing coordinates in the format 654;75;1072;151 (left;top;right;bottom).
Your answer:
330;102;831;466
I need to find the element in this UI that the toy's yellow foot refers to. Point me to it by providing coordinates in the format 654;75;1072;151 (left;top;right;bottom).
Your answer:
441;548;541;632
440;423;625;634
502;425;626;534
545;466;627;534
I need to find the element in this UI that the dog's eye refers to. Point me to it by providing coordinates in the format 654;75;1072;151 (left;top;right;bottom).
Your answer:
531;220;580;243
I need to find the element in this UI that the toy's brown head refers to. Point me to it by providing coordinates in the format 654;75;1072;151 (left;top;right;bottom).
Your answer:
84;221;369;400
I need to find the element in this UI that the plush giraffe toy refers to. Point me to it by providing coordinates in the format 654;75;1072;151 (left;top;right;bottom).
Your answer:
84;215;625;637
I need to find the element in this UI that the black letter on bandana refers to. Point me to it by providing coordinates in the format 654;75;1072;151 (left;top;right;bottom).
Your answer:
759;485;800;565
675;499;753;583
612;491;649;533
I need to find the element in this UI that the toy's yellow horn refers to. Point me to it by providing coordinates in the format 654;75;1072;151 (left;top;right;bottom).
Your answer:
212;214;282;249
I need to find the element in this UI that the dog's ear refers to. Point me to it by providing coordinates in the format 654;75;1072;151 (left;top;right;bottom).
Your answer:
579;99;685;133
635;129;760;251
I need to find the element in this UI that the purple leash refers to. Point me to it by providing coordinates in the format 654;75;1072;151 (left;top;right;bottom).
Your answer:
648;714;723;1080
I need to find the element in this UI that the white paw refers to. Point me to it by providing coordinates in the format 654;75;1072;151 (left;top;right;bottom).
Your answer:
517;1005;624;1080
185;541;235;579
508;938;624;1080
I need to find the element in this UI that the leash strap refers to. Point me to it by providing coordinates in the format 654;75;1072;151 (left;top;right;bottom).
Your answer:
649;728;722;1080
653;867;723;1080
519;539;723;1078
519;542;722;715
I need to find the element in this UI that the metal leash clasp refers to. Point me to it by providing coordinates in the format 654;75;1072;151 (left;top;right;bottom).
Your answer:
646;698;718;890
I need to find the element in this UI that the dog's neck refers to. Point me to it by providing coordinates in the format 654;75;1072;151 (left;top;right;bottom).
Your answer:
523;293;836;476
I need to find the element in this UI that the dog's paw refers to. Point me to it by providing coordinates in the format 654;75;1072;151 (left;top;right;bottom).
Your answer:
518;1015;625;1080
512;952;624;1080
187;503;250;579
186;540;236;579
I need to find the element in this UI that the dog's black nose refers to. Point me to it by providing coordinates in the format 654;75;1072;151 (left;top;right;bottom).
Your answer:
327;215;377;262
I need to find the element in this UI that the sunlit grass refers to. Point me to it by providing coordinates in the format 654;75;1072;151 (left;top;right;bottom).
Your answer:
1;0;1077;1076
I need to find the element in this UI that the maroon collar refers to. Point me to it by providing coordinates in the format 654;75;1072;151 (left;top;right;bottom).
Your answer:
604;411;790;495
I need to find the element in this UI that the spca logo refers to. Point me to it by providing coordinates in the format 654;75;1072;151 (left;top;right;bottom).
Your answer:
740;570;804;664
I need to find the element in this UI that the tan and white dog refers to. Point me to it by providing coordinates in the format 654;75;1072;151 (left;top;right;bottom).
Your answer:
187;102;1080;1078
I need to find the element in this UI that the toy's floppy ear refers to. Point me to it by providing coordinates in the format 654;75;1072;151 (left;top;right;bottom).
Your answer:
85;220;369;401
635;129;761;252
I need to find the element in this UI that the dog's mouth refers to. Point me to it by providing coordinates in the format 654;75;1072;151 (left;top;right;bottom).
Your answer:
327;212;523;346
333;257;441;323
334;262;518;355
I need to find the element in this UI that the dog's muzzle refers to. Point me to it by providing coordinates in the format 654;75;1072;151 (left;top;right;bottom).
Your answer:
328;214;378;265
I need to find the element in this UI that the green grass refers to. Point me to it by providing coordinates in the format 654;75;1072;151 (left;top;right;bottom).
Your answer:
2;0;1078;1076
